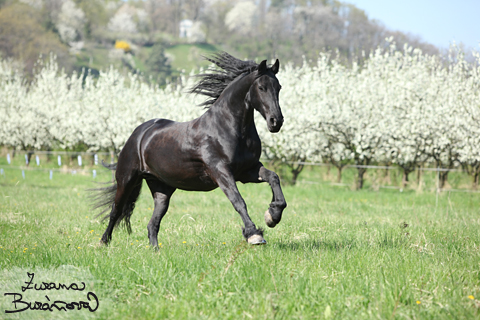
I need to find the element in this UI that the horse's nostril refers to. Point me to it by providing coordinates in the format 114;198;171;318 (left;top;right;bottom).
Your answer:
269;117;276;126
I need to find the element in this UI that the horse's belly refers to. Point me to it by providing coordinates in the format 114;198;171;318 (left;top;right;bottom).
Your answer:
156;174;218;192
162;168;218;191
175;178;218;192
145;157;218;191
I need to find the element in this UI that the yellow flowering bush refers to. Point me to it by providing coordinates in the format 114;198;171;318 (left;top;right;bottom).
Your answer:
114;40;131;53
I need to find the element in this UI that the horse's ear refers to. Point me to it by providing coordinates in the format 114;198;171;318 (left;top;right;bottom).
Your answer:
271;59;280;74
257;60;267;74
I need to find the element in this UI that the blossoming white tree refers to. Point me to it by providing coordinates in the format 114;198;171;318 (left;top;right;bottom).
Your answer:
56;0;86;44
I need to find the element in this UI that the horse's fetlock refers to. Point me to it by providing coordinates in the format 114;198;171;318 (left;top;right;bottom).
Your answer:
242;226;263;239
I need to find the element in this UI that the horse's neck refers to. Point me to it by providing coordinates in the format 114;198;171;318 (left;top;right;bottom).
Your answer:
209;73;257;132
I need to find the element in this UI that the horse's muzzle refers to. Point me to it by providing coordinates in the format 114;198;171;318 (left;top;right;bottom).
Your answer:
268;116;284;133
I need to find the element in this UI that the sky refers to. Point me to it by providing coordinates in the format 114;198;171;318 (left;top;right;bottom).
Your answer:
346;0;480;50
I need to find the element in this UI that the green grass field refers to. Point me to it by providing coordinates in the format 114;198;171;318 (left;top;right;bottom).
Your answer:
1;162;479;319
73;42;220;79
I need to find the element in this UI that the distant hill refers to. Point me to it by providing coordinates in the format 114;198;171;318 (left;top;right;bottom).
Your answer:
0;0;439;82
73;41;220;80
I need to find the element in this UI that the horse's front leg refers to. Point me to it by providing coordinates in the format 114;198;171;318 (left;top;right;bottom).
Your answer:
240;163;287;228
211;166;266;245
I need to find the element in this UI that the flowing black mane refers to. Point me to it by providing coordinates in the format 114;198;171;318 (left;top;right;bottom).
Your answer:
189;52;259;107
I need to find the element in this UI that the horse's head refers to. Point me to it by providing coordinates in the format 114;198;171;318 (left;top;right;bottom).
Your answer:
249;59;284;133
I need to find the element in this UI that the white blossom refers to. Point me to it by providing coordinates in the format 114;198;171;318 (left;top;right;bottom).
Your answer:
108;12;137;34
225;1;258;35
56;0;86;43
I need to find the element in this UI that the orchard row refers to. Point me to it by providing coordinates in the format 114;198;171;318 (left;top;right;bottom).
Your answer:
1;41;479;188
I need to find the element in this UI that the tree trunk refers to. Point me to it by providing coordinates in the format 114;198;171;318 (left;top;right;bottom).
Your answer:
336;166;343;183
26;151;34;167
439;171;449;190
468;162;480;190
383;164;391;184
416;165;422;185
473;170;479;190
356;168;367;190
416;165;424;191
402;168;412;189
70;154;76;167
291;163;304;185
46;149;53;163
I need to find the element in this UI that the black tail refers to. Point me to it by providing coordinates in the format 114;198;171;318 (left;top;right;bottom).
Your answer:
90;161;143;238
90;161;118;221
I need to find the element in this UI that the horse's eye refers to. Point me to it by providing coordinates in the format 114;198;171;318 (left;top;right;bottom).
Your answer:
259;86;266;92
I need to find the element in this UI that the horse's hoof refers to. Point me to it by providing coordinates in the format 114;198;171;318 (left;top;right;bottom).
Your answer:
247;234;267;245
264;210;277;228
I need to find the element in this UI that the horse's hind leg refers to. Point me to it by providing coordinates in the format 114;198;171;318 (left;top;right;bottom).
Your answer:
101;173;143;245
145;178;176;247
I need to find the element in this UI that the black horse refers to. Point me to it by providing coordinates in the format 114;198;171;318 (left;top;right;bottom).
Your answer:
94;52;287;246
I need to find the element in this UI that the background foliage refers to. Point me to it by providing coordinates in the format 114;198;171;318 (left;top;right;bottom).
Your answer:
0;0;442;83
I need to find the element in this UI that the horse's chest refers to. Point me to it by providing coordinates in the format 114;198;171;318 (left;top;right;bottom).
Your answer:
231;135;261;169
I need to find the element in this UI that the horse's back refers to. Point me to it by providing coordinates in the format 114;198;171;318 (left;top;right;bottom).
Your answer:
120;118;176;162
